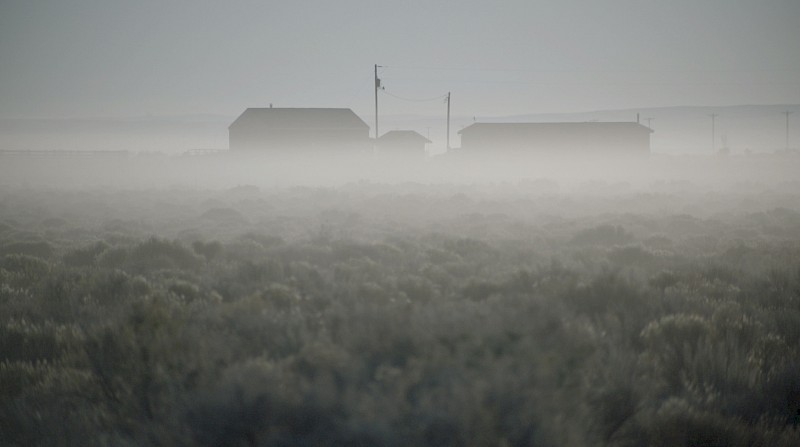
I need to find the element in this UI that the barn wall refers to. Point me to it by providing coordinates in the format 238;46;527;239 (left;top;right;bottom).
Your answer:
229;127;370;152
460;126;650;156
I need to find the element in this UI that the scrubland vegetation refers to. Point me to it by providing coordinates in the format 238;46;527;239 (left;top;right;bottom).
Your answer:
1;178;800;446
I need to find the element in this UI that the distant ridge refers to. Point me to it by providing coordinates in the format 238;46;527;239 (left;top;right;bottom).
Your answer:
495;103;799;121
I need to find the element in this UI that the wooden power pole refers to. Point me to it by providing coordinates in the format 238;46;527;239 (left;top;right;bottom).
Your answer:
709;113;718;152
784;111;793;151
374;64;381;141
446;92;451;152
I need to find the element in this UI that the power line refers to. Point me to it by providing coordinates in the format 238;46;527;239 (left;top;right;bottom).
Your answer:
380;65;800;74
378;66;799;87
381;89;449;102
379;78;800;87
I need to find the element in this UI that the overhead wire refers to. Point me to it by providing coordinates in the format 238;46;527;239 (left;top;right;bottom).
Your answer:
377;65;449;103
380;64;800;74
380;89;448;102
377;65;800;88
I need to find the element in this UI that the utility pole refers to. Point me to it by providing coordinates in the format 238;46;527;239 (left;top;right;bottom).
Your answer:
446;92;451;152
709;113;718;152
374;64;382;141
784;111;793;151
646;117;654;129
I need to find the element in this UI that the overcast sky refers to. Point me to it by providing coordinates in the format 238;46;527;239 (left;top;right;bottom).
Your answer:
1;0;798;120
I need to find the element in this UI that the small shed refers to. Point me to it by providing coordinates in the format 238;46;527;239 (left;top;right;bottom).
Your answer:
377;130;431;157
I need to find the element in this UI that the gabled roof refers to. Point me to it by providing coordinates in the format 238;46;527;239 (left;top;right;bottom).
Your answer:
229;108;369;130
378;130;432;144
458;122;653;134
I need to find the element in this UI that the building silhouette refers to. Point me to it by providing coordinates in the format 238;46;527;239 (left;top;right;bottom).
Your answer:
458;122;652;156
229;108;370;152
377;130;431;158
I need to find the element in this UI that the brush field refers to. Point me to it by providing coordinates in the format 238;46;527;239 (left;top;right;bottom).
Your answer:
1;181;800;446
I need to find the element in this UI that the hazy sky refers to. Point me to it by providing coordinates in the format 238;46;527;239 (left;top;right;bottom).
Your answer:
1;0;798;120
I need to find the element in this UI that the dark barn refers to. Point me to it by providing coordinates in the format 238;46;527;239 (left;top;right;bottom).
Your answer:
458;122;652;156
229;108;371;153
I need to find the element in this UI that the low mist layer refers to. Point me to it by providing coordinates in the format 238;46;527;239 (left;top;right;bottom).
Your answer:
1;172;800;445
1;151;799;190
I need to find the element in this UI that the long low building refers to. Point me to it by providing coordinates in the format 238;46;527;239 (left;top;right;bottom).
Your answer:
229;108;371;152
458;122;653;156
